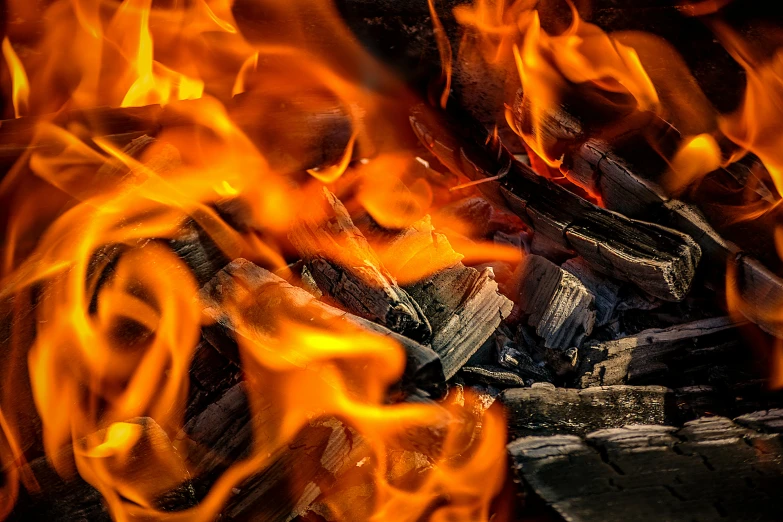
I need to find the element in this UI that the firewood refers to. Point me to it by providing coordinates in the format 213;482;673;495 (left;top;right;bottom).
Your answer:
577;317;742;388
9;417;197;521
507;415;783;522
562;257;622;327
199;258;445;396
564;137;783;339
409;104;701;302
458;365;529;388
500;384;671;438
514;254;596;351
288;187;431;342
371;215;514;378
180;383;369;522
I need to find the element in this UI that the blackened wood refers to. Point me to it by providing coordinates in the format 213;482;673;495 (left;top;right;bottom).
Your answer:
562;257;622;327
9;417;197;521
515;255;596;350
565;138;783;338
577;317;742;388
508;416;783;522
288;187;431;341
169;220;231;287
500;384;671;439
459;365;529;388
409;104;701;301
199;258;445;396
403;263;513;379
181;383;368;522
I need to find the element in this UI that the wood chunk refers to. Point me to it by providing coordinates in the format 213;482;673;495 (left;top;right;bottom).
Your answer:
10;418;197;521
404;264;513;379
566;139;783;338
578;317;742;388
459;365;529;388
500;384;671;438
508;415;783;522
516;255;596;350
169;220;231;287
288;187;431;341
734;409;783;434
409;104;701;301
199;258;445;396
180;383;368;522
562;257;622;327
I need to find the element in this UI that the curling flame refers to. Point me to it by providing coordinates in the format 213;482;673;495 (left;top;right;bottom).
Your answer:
1;38;30;118
0;0;509;520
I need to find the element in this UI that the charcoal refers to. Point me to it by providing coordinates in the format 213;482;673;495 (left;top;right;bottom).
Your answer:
578;317;743;388
288;187;431;341
500;384;671;438
409;104;701;302
515;255;596;351
508;415;783;522
199;258;445;397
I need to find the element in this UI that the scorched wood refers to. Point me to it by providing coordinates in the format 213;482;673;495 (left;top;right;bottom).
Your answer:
577;316;742;388
409;104;701;302
288;187;432;341
500;384;671;438
507;416;783;522
199;258;445;396
514;254;596;350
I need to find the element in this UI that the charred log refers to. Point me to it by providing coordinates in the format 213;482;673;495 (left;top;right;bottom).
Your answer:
500;384;671;439
409;104;701;302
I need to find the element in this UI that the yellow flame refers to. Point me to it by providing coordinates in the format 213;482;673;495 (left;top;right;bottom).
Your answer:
1;37;30;118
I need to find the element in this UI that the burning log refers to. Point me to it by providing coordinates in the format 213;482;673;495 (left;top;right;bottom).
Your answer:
508;415;783;522
409;104;701;302
362;214;514;378
558;131;783;338
10;417;197;521
179;383;368;521
514;254;596;350
288;187;432;341
577;316;742;388
500;384;671;438
199;258;445;396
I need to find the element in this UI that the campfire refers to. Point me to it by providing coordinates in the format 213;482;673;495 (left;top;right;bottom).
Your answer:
1;0;783;520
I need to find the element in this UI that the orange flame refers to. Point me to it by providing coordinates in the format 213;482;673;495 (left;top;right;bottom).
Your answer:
0;0;508;519
1;38;30;118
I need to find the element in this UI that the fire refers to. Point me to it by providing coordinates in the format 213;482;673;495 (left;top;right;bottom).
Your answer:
0;0;508;520
1;38;29;118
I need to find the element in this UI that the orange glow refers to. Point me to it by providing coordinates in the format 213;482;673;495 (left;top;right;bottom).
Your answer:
1;37;30;118
714;22;783;198
666;133;722;193
0;0;508;519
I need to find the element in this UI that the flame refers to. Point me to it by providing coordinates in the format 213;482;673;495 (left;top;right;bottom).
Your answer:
428;0;453;108
714;23;783;198
0;0;508;519
1;38;30;118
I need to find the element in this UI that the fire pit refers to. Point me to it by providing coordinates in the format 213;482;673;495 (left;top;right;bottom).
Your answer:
1;0;782;521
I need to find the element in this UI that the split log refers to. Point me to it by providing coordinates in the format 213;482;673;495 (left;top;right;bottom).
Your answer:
369;214;514;379
514;254;596;350
9;417;197;521
500;384;672;438
179;382;369;521
288;187;431;342
403;264;513;379
199;258;445;397
563;136;783;338
577;316;742;388
508;415;783;522
562;257;622;327
409;104;701;302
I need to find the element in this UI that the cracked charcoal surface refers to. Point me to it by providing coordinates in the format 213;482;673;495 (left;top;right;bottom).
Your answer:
508;413;783;522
